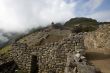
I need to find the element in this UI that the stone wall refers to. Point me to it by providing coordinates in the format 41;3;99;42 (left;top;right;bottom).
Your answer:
8;26;99;73
84;24;110;54
10;31;87;73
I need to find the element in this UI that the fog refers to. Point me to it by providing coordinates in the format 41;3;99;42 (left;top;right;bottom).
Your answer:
0;0;75;32
0;0;109;45
0;0;108;32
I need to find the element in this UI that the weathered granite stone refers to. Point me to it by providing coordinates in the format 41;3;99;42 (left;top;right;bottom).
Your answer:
8;29;98;73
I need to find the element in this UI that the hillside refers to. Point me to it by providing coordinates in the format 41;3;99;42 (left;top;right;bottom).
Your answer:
0;18;110;73
64;17;99;33
0;32;23;48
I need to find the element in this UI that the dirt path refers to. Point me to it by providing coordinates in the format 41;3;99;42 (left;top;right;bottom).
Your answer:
86;49;110;73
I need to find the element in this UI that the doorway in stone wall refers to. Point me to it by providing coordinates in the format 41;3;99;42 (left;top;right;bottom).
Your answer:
31;55;38;73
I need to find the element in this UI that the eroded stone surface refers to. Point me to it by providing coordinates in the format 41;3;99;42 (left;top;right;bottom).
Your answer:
9;28;97;73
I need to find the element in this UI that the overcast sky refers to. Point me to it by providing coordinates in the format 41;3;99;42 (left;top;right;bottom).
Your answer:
0;0;110;32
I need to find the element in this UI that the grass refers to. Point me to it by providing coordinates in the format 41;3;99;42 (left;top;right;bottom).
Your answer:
0;45;11;55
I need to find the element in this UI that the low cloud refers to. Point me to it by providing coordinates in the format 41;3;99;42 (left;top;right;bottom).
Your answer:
0;0;109;33
0;0;110;45
0;0;75;32
0;33;8;43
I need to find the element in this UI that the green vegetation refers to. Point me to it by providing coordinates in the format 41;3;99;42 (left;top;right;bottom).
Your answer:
64;17;99;33
51;23;64;29
0;45;11;55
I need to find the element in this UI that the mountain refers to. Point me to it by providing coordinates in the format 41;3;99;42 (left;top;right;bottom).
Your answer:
0;17;99;48
0;17;110;73
0;31;23;48
64;17;99;33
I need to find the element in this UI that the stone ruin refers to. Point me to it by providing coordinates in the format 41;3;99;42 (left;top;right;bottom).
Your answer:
0;28;100;73
10;28;99;73
0;52;18;73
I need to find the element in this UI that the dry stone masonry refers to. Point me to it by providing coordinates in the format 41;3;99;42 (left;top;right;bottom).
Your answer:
9;28;98;73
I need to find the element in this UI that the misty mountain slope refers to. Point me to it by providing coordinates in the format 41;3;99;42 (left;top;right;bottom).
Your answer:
0;18;109;73
0;17;99;48
0;31;9;48
17;18;99;47
64;18;99;33
0;31;23;48
0;17;100;57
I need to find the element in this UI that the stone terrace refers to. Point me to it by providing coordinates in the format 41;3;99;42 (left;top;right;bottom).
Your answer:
10;28;86;73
